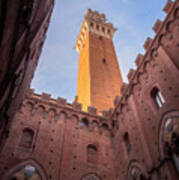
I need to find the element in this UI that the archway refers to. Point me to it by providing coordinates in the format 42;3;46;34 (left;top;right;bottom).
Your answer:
2;159;47;180
127;160;148;180
81;173;101;180
159;111;179;174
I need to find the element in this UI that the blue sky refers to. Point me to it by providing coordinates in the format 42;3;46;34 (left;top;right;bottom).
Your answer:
31;0;167;103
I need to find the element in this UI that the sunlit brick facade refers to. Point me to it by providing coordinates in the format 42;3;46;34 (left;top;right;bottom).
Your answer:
0;0;179;180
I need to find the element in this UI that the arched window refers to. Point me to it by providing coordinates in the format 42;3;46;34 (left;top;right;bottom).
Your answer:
96;25;99;30
151;87;165;108
102;27;105;33
81;173;101;180
78;118;89;128
87;144;98;164
19;129;34;148
101;123;110;136
2;160;47;180
99;36;103;40
7;165;41;180
124;132;131;154
130;167;146;180
108;29;111;35
162;116;179;173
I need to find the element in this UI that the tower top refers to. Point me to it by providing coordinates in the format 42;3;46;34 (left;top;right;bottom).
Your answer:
75;9;116;53
85;8;107;23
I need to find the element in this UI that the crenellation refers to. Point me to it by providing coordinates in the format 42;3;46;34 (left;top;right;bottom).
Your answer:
28;88;35;95
85;9;106;23
102;110;110;118
1;1;179;180
121;0;178;98
25;91;107;120
56;97;67;106
143;37;153;50
153;19;163;34
163;0;174;14
127;69;136;82
120;82;129;96
87;106;97;115
135;54;144;67
75;9;117;53
41;92;51;100
114;96;121;106
72;101;82;111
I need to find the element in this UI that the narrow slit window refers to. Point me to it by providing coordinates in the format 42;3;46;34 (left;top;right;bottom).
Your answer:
151;87;165;108
124;132;131;154
102;58;106;64
108;29;111;35
96;25;99;30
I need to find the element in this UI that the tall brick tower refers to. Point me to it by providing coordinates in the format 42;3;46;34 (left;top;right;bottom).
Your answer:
75;9;123;112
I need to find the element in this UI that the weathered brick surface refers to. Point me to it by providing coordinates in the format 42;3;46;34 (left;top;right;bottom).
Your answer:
75;9;123;113
0;1;179;180
112;1;179;179
0;93;115;180
0;0;54;149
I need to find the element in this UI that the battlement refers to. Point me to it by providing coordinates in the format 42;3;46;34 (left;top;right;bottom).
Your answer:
75;9;116;53
27;89;111;118
85;9;107;23
25;89;113;137
111;0;177;118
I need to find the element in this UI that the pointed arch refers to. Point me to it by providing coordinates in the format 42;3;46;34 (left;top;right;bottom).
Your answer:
127;160;148;180
2;159;47;180
81;173;101;180
159;110;179;158
158;110;179;174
